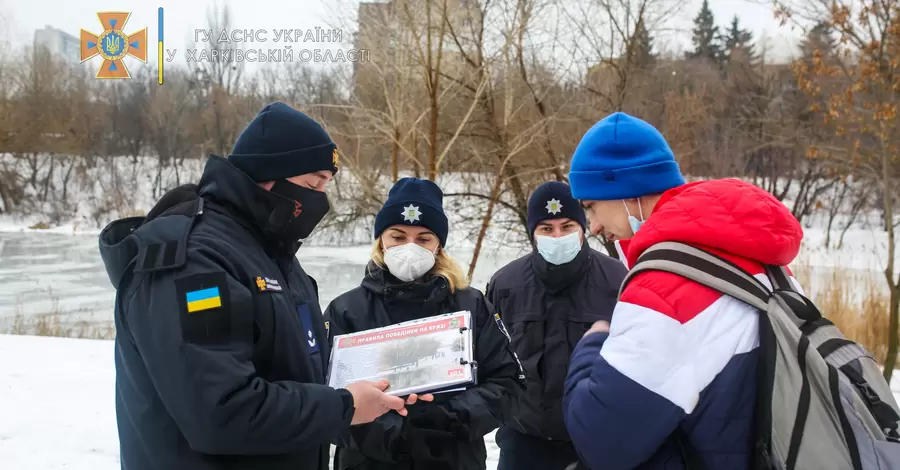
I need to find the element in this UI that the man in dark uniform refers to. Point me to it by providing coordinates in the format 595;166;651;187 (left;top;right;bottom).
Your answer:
99;102;411;470
486;181;628;470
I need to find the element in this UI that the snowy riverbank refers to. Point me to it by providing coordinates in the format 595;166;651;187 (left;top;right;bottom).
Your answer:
0;334;502;469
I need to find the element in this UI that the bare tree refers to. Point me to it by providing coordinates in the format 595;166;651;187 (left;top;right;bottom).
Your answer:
777;0;900;379
190;3;245;157
146;69;200;197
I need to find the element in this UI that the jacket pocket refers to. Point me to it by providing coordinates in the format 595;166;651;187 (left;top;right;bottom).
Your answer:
508;312;544;360
507;312;544;387
566;311;608;350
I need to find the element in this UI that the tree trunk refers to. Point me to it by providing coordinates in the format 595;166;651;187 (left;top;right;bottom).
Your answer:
428;98;438;180
391;128;400;183
838;186;869;250
886;282;900;381
413;134;421;179
468;170;505;281
882;142;898;381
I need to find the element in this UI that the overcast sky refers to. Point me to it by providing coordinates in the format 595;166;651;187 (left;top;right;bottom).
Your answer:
0;0;807;72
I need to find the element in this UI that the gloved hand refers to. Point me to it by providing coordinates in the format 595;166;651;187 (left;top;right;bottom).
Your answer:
407;404;471;440
405;426;458;470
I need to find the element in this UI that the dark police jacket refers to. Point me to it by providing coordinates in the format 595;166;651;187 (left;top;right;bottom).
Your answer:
485;242;627;441
98;155;354;470
324;263;525;470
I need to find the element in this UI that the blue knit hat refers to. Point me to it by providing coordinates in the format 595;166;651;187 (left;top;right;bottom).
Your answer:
527;181;586;239
568;112;685;201
228;102;339;181
374;178;449;247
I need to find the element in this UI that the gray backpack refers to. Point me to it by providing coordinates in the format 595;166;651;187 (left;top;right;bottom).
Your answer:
621;241;900;470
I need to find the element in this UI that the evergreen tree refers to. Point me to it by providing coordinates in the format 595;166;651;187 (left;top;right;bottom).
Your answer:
723;15;757;64
800;21;836;60
688;0;721;64
627;19;656;68
796;21;838;124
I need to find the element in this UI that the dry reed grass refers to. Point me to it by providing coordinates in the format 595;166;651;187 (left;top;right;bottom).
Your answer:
790;257;891;364
2;291;115;340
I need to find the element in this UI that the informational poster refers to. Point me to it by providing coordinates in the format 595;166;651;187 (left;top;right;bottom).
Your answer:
327;311;475;396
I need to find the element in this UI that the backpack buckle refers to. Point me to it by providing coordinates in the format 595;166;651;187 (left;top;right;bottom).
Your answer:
849;379;900;439
857;382;881;404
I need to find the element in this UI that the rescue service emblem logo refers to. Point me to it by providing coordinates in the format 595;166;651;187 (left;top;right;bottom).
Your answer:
255;276;283;292
80;12;147;79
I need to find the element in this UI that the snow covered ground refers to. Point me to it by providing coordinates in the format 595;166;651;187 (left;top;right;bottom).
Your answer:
0;334;501;469
3;332;900;469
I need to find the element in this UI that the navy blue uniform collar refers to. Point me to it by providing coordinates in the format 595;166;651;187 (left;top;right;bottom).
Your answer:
198;155;301;256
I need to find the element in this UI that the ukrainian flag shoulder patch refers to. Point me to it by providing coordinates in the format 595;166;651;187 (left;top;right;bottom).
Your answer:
186;286;222;312
174;272;232;344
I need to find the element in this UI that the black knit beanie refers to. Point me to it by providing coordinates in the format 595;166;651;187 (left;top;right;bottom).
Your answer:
527;181;587;238
373;178;449;247
228;101;339;181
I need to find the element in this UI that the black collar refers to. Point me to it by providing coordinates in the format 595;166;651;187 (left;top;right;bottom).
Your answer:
197;155;300;257
361;261;451;307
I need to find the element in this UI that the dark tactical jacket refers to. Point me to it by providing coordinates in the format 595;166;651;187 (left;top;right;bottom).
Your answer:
99;155;353;470
324;263;526;470
486;243;627;441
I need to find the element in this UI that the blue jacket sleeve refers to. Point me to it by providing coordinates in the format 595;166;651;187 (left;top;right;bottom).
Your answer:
563;331;685;470
122;248;352;456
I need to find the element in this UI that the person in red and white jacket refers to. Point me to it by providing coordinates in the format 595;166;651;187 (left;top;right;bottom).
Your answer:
563;112;804;470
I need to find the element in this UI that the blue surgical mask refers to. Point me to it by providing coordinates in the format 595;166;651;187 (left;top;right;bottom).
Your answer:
628;216;643;234
535;231;582;265
623;199;645;235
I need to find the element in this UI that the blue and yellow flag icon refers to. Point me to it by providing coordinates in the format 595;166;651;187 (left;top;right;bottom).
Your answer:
80;12;147;79
185;287;222;313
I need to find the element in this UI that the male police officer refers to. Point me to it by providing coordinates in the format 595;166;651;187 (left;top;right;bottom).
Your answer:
486;181;628;470
100;102;413;470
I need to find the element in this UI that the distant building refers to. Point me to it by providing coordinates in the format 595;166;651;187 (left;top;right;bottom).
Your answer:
34;25;80;62
354;0;481;93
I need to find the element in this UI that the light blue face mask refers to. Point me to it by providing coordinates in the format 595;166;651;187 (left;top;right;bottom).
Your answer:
623;199;645;234
535;231;582;265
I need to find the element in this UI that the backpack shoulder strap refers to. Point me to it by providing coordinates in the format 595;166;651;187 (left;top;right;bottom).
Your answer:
620;241;772;312
765;264;795;291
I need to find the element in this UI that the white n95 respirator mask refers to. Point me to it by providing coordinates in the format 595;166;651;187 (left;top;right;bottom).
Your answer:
383;243;437;282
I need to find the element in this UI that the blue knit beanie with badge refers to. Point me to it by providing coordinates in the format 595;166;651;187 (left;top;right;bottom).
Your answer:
228;101;339;181
568;112;685;201
527;181;587;238
374;178;449;247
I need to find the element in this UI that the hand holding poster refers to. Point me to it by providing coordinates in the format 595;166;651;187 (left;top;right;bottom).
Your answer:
327;311;476;396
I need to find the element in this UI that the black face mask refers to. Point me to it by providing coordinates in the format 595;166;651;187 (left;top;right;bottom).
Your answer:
269;180;331;242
